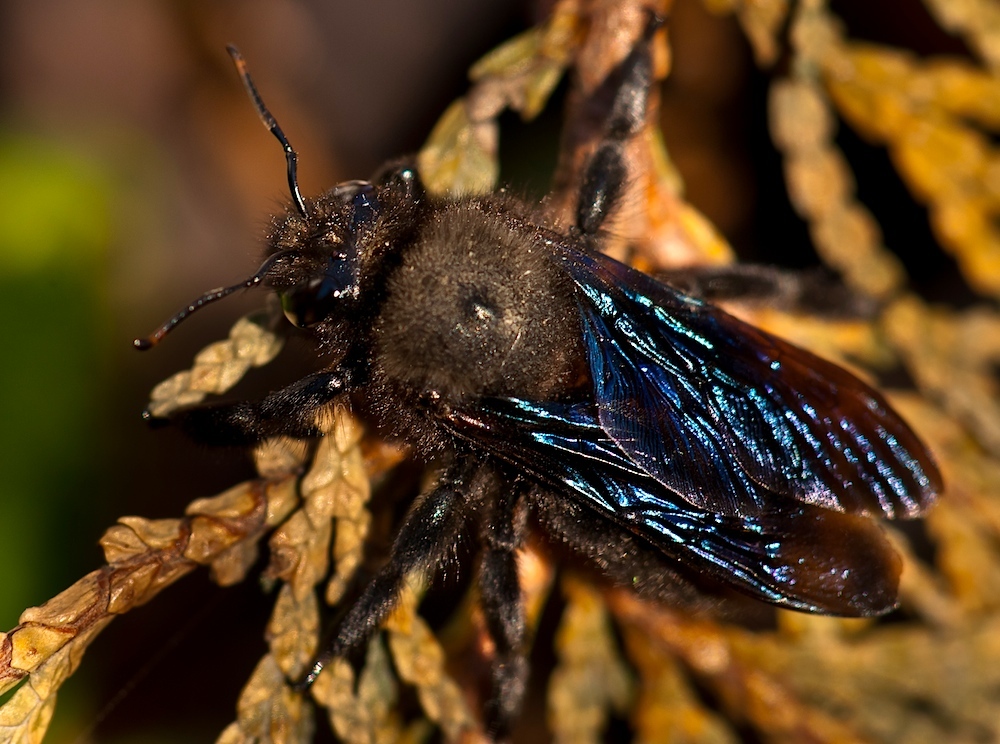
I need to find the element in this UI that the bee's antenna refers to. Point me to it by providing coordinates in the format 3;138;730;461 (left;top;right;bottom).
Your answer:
227;44;308;219
133;250;297;350
132;279;257;350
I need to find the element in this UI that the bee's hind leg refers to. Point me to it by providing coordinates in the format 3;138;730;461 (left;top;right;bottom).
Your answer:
574;14;662;237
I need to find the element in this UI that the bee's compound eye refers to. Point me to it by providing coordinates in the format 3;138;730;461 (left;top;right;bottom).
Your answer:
280;287;321;328
279;280;339;328
279;254;360;328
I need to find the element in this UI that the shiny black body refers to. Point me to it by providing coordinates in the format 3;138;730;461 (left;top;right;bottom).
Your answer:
143;20;941;739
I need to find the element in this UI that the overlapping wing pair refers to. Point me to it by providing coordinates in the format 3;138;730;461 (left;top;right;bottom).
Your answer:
445;246;941;616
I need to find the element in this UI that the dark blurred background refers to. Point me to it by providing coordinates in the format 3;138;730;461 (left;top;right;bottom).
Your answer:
0;0;968;741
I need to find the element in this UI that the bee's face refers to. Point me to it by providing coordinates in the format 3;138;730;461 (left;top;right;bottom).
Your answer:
265;180;382;328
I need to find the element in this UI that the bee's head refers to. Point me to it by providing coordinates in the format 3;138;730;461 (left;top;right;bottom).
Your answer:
134;46;422;351
266;166;421;330
266;180;377;329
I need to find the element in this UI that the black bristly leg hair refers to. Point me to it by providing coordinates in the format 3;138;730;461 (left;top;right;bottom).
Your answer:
575;15;660;237
301;458;530;739
300;457;488;680
658;263;878;319
477;484;529;738
148;368;353;446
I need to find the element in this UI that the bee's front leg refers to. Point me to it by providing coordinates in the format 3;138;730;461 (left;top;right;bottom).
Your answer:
146;368;352;446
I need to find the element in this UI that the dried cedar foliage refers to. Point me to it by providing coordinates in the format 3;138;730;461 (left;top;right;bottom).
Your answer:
2;0;998;741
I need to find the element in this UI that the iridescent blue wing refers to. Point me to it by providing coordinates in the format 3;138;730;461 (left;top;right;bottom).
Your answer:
552;245;941;519
444;398;902;615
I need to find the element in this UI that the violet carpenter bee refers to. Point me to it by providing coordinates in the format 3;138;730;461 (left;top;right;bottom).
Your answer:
136;16;940;738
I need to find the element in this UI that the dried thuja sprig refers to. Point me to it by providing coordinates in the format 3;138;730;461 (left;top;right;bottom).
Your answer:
0;456;301;742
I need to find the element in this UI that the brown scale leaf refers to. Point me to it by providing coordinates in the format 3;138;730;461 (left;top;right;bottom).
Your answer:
548;577;634;744
145;311;284;419
0;308;302;739
247;410;379;738
0;617;112;744
216;654;314;744
417;0;585;198
821;40;1000;297
0;476;298;741
609;593;873;744
882;297;1000;461
769;70;905;299
644;131;737;270
468;0;583;121
739;613;1000;744
897;396;1000;618
254;437;311;482
322;410;372;605
623;630;738;744
217;582;320;742
219;410;373;741
263;409;367;604
922;0;1000;71
702;0;791;66
267;584;320;681
385;577;483;743
518;542;559;633
310;640;402;744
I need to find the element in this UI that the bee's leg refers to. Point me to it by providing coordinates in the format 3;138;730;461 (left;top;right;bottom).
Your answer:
300;458;480;685
531;487;718;609
477;485;529;739
660;264;877;319
147;368;351;446
575;16;661;236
